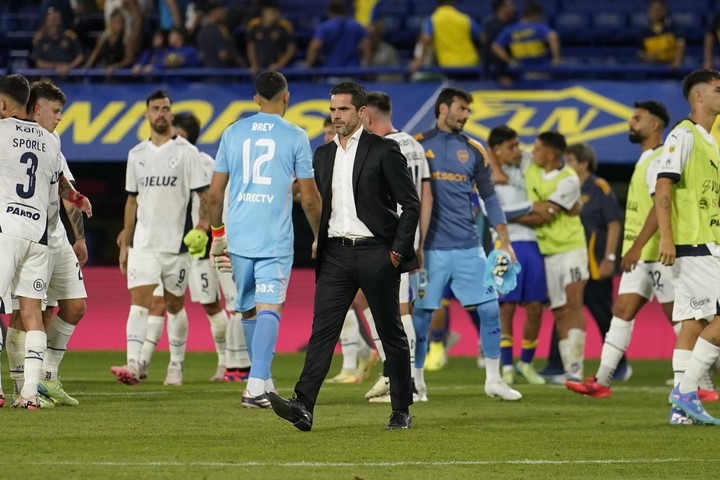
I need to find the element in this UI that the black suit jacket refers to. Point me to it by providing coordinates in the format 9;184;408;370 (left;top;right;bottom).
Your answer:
314;129;420;275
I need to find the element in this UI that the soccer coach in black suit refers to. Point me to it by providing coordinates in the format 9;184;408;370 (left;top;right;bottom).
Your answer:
269;82;420;431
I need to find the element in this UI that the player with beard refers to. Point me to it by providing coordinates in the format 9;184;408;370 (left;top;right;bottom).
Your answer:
566;101;692;404
112;90;211;386
412;87;519;402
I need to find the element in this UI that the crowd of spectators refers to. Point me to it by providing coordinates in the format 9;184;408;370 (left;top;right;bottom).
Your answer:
4;0;718;81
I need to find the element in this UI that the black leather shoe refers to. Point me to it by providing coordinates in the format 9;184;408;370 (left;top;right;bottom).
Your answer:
386;410;412;430
267;391;313;432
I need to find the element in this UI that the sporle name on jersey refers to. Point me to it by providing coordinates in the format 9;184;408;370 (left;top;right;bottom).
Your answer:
12;137;47;152
138;176;178;187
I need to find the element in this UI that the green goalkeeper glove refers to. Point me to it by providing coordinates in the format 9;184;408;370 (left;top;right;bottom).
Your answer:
183;228;209;258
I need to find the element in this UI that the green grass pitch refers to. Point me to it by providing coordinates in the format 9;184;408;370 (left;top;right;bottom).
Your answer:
1;352;719;479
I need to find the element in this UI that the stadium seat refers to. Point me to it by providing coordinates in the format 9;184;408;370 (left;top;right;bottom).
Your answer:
553;12;590;42
670;11;705;41
590;12;628;40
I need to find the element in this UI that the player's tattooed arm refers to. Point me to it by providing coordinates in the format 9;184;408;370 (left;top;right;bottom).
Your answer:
58;174;93;217
196;189;211;232
63;199;89;266
63;200;86;240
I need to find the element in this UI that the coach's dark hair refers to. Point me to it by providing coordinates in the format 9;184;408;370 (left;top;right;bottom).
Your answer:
488;125;518;148
634;100;669;128
255;71;288;101
0;74;30;108
537;131;567;153
331;81;367;110
366;91;392;115
146;89;172;106
27;80;67;114
567;142;597;173
172;112;201;145
682;69;720;100
434;87;472;118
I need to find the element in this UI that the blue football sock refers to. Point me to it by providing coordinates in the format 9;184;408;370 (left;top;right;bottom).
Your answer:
476;300;501;360
520;339;538;364
413;308;433;368
249;310;279;380
242;316;258;366
429;326;445;342
500;334;513;367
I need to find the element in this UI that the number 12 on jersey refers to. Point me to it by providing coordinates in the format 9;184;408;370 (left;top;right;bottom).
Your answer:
242;138;274;185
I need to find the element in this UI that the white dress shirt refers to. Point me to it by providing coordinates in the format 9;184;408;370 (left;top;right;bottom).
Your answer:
327;126;374;239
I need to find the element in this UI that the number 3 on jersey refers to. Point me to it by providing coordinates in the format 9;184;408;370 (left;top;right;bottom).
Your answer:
242;138;274;185
16;151;38;199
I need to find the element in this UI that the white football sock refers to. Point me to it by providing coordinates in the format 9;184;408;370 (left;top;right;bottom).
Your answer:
264;377;275;393
366;310;386;362
247;377;265;397
126;305;149;365
340;309;360;371
673;349;692;387
226;312;248;368
485;357;501;383
167;308;188;363
43;316;76;382
0;331;4;394
413;367;425;391
596;318;634;387
401;313;415;368
559;338;571;374
140;315;165;366
20;330;47;399
679;338;720;394
568;328;586;379
207;310;228;366
7;327;26;395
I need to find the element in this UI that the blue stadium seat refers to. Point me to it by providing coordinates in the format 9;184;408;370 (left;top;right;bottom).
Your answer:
590;12;628;39
553;12;590;41
629;12;647;30
670;11;705;41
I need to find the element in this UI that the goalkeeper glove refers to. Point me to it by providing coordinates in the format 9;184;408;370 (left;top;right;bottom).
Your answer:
183;228;209;258
210;225;232;273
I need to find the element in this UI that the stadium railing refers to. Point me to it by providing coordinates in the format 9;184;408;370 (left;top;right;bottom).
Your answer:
12;63;696;83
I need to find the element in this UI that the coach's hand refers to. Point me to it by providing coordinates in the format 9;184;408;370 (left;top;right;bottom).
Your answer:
184;228;209;258
210;225;232;273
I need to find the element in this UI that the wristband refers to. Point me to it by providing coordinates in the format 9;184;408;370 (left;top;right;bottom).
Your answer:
68;190;86;209
211;225;226;237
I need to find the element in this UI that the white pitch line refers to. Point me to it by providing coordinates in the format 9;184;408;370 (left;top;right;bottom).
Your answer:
74;384;670;397
0;458;715;468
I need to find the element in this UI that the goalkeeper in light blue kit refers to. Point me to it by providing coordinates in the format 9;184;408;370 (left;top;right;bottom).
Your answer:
207;72;321;408
412;87;520;401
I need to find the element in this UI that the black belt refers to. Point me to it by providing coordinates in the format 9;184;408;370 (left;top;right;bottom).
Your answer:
329;237;382;247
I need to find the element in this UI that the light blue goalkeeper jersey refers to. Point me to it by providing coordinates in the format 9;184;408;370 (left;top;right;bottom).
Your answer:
214;112;314;258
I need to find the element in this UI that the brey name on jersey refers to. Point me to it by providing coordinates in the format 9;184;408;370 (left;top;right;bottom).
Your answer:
138;175;178;187
251;122;275;131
